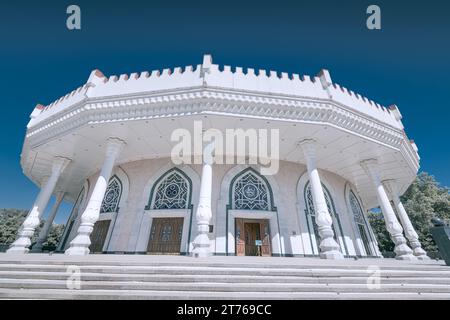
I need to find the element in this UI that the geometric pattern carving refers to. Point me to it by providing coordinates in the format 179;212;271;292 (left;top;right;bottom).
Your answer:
349;190;365;225
100;176;122;213
349;189;372;255
152;171;189;210
232;170;270;211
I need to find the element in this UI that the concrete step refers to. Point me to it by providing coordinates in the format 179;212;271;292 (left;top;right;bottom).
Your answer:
2;265;449;281
0;288;450;300
0;257;447;271
0;263;450;277
2;270;450;285
1;278;450;293
0;254;448;299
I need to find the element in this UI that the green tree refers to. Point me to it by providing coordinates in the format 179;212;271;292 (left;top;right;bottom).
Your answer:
0;208;65;250
368;172;450;254
0;208;34;244
368;210;394;253
43;223;65;248
401;172;450;252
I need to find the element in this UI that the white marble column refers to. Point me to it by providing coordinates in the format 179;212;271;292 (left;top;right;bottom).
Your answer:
191;141;214;258
7;156;70;254
383;180;429;260
361;159;416;260
65;138;125;255
31;192;65;252
299;140;343;259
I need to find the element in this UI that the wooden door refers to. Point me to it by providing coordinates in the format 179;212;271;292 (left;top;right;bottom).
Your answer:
235;218;245;256
244;223;260;256
147;218;183;254
259;220;271;256
89;219;111;253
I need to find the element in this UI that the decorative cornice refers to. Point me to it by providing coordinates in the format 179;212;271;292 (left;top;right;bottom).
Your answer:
29;54;402;129
26;89;403;142
23;87;419;172
22;55;420;177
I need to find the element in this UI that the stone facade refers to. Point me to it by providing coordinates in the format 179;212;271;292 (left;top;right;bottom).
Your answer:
8;55;429;261
59;158;381;257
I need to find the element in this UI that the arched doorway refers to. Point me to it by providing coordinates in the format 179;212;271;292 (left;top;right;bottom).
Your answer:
227;167;279;257
145;168;193;255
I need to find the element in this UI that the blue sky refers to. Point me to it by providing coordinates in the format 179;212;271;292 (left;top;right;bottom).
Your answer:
0;0;449;224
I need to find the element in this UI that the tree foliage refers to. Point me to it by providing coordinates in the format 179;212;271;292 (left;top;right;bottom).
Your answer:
0;208;65;249
367;210;394;252
369;172;450;253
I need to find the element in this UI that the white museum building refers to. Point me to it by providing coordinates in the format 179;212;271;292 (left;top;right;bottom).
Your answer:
7;55;429;261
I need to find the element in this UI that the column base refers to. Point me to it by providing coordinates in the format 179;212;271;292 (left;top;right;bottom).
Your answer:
6;238;31;254
191;233;211;258
319;236;343;260
395;253;417;261
65;246;90;256
65;234;91;256
191;248;211;258
319;250;344;260
413;247;430;260
6;246;29;254
393;237;416;260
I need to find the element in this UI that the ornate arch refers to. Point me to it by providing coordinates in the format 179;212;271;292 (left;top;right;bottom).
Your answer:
100;175;123;213
229;167;275;211
145;167;192;210
348;188;375;256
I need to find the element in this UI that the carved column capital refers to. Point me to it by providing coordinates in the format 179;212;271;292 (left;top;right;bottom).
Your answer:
105;137;126;157
52;156;71;174
298;139;316;157
381;179;397;196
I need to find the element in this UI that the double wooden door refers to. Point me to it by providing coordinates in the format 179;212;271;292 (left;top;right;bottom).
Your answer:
89;219;111;253
235;218;271;256
147;218;184;254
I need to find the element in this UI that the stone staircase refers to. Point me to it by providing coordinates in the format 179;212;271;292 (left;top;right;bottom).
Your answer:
0;253;449;299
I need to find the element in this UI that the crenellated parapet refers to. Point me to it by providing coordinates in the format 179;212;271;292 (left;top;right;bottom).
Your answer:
28;54;405;131
26;54;420;168
27;83;90;128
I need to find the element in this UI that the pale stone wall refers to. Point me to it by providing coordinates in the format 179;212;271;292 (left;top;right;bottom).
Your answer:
71;158;380;257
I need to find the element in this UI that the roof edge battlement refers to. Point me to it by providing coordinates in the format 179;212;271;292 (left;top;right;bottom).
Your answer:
28;54;404;132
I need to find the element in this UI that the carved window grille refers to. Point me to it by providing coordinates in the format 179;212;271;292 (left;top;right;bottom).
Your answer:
350;190;365;225
100;176;122;213
304;182;343;253
152;172;189;209
349;190;372;255
232;171;271;211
